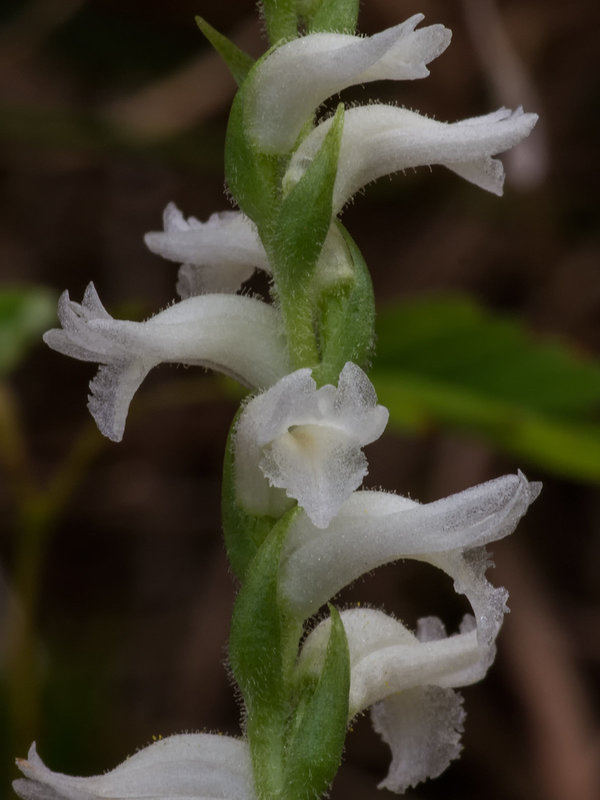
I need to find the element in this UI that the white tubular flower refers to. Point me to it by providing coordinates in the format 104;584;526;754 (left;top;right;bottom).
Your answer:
13;734;255;800
299;608;492;793
280;472;541;642
144;203;270;297
44;283;290;442
245;14;451;153
284;105;539;210
144;205;354;298
234;362;389;528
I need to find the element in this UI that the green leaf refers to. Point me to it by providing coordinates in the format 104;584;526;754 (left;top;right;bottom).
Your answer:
304;0;359;33
260;0;298;44
372;296;600;483
195;17;254;86
221;415;277;580
284;605;350;800
0;286;57;376
313;223;375;385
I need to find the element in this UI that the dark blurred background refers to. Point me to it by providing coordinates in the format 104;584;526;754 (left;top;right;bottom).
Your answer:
0;1;599;799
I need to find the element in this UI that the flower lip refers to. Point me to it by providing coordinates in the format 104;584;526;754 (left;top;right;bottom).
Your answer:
244;15;451;154
234;362;389;528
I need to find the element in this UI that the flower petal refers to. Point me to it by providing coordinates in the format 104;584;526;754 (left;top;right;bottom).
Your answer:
13;735;255;800
144;204;270;296
245;15;451;153
280;472;541;624
44;283;290;441
371;686;465;793
234;363;388;527
284;104;539;209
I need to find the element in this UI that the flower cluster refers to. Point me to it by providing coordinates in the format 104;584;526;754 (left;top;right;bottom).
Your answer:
15;6;539;800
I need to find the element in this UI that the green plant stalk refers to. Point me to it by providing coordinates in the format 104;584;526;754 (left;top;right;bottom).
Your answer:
261;0;298;44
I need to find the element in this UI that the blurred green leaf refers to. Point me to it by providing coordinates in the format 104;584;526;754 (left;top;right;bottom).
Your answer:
0;287;57;375
372;296;600;482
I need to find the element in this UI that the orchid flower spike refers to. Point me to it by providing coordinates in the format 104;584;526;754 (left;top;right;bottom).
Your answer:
281;472;541;643
298;608;493;793
144;203;270;297
44;283;290;442
245;14;451;153
234;362;389;528
13;735;255;800
284;105;539;211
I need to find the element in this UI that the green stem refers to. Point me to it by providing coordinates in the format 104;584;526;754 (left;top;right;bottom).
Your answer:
261;0;298;44
278;288;320;370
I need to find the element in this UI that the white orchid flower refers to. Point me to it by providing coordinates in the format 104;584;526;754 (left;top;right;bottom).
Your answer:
143;205;354;297
298;608;492;793
284;105;539;210
44;283;290;442
144;203;269;297
245;14;451;153
13;734;255;800
280;472;541;643
234;362;389;528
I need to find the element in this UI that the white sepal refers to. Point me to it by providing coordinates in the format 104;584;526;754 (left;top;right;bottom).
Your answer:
234;362;388;528
245;15;451;153
44;283;290;442
280;472;541;641
13;735;255;800
284;105;539;210
144;203;270;296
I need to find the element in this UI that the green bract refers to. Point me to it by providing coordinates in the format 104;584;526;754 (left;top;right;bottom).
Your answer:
229;509;350;800
195;16;254;85
284;606;349;800
264;104;345;368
